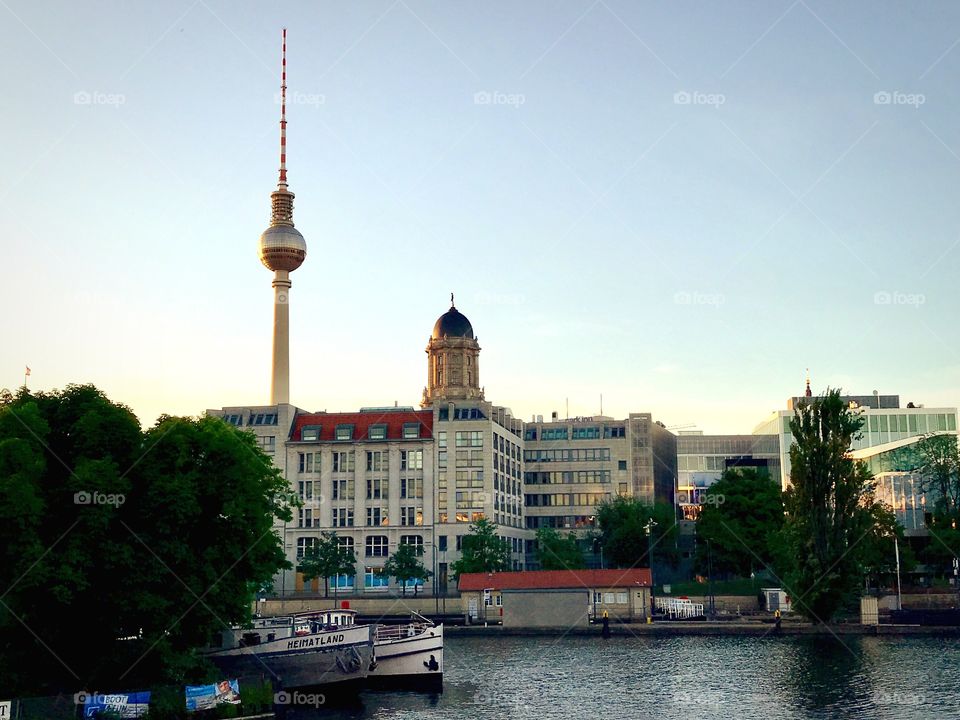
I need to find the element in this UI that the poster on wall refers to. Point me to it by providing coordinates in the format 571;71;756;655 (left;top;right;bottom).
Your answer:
185;680;240;712
82;691;151;718
0;701;12;719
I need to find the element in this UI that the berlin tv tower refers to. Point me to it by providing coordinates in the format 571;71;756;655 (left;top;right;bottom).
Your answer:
259;28;306;405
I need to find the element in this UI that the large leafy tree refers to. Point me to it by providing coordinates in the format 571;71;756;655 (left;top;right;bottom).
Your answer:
695;468;784;577
450;518;510;578
780;389;893;622
0;385;293;695
535;527;585;570
381;543;432;596
298;532;358;598
595;496;678;569
896;434;960;519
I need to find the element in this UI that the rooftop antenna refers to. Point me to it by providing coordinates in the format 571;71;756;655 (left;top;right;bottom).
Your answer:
600;393;603;415
450;292;455;308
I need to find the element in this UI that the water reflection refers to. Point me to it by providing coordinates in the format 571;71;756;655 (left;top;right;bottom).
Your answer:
285;634;960;720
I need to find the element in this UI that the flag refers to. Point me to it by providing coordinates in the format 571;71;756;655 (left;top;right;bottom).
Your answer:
24;366;30;376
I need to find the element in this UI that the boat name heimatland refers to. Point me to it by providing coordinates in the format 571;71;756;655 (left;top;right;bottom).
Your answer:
287;633;345;649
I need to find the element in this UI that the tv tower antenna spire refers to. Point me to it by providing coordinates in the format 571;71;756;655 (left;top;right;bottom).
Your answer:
259;28;307;405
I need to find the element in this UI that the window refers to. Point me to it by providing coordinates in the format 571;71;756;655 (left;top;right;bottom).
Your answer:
366;507;388;526
455;431;484;447
438;431;447;449
364;566;389;589
256;435;276;454
604;592;615;604
403;423;420;439
222;414;242;426
367;451;388;472
298;480;314;501
298;508;317;528
366;478;388;500
332;508;354;527
456;535;464;551
401;506;423;526
616;592;628;604
401;477;423;499
338;536;355;552
400;535;424;551
368;424;387;440
296;537;317;560
401;450;423;470
525;428;537;441
366;535;389;557
250;413;277;426
604;426;625;439
618;460;627;471
332;478;355;500
298;452;315;473
301;426;320;441
333;451;355;472
572;426;601;440
541;428;568;441
335;424;354;441
438;535;448;552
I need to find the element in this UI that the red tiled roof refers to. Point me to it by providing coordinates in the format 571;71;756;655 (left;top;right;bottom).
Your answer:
290;410;433;442
458;569;651;592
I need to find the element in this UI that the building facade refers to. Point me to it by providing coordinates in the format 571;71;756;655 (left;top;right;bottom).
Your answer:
675;432;781;520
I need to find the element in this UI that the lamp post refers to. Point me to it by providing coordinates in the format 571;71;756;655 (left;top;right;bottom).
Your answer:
894;534;903;612
645;518;658;622
706;538;715;619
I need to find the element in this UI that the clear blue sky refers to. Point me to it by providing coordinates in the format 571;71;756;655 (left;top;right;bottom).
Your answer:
3;1;960;433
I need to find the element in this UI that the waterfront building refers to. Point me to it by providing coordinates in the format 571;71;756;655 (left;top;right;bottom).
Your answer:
753;385;959;531
675;432;780;520
522;413;677;537
458;569;652;624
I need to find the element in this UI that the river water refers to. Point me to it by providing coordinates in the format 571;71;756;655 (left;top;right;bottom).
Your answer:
290;634;960;719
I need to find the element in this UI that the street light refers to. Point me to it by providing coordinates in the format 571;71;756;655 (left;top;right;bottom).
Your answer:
893;534;903;612
645;518;658;621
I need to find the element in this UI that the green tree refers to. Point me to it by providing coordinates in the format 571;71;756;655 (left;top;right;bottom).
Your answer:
535;527;585;570
780;389;892;622
450;518;510;578
381;543;432;596
896;434;960;519
695;468;784;577
0;385;293;695
298;531;358;598
595;496;678;569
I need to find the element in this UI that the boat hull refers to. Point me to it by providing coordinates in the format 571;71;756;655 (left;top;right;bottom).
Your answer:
368;623;443;690
206;624;374;691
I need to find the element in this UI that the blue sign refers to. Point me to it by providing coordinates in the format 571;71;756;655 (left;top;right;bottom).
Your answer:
83;691;150;718
185;679;240;712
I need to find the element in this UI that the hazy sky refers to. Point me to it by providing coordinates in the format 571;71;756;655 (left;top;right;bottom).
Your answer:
3;1;960;434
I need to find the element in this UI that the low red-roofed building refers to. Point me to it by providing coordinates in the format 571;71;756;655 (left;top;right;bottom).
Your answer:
458;569;652;625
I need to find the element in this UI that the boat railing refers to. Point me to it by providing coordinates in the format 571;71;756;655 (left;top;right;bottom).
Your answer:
374;623;432;642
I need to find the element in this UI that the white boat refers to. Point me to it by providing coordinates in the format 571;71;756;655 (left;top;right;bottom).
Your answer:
204;614;375;691
301;609;443;690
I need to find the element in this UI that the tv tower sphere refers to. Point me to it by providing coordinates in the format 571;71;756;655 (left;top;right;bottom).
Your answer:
259;220;306;272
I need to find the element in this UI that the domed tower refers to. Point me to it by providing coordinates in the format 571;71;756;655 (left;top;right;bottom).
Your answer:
422;294;484;407
259;28;306;405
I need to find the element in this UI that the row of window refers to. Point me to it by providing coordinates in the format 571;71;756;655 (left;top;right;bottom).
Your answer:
523;448;613;463
525;515;598;529
524;426;626;441
298;450;424;474
313;506;423;528
523;470;612;485
524;492;609;507
301;423;423;442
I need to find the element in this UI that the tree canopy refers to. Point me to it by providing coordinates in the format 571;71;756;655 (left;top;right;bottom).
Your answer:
779;389;897;622
595;496;678;569
535;527;585;570
381;542;432;596
298;531;357;598
695;467;784;577
450;518;510;578
0;385;293;695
